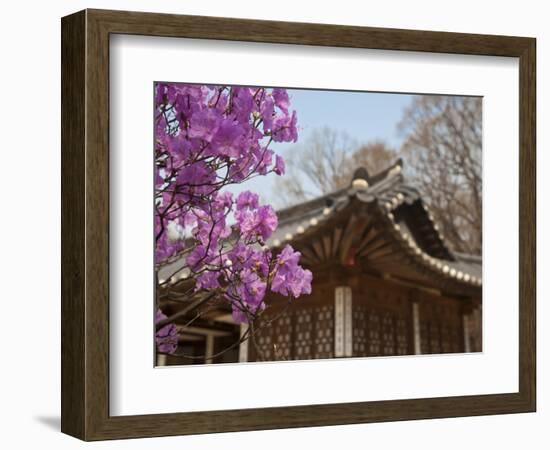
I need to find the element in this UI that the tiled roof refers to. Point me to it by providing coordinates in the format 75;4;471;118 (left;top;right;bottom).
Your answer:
267;159;482;289
159;159;482;292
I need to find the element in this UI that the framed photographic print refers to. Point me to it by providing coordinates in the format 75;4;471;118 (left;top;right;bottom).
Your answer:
61;9;536;441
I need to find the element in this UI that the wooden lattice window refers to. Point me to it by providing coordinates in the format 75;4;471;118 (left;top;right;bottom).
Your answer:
294;308;314;359
353;287;412;357
396;317;409;355
251;304;334;361
367;310;382;356
273;312;292;360
313;305;334;359
255;318;273;361
381;312;396;355
419;300;463;354
352;305;368;356
468;305;482;352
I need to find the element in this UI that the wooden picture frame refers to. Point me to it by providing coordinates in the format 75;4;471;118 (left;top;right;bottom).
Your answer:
61;8;536;441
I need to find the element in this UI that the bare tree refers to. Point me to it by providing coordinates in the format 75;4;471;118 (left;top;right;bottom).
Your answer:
399;95;482;254
276;127;396;207
342;140;397;182
275;97;482;255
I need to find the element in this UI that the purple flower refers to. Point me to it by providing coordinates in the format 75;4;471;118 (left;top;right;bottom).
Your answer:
271;245;312;297
212;119;244;158
155;84;168;109
213;191;233;210
231;300;263;324
236;191;259;211
231;87;255;123
272;110;298;143
227;157;252;183
274;154;285;175
256;206;278;240
291;267;313;297
227;243;271;277
196;271;220;290
155;309;178;354
196;217;231;248
155;171;165;189
176;161;216;194
154;83;310;327
236;204;278;241
231;303;248;324
187;108;221;142
186;245;209;270
260;94;275;131
272;88;290;113
155;227;184;263
228;269;267;323
254;148;274;175
239;269;267;306
275;245;301;273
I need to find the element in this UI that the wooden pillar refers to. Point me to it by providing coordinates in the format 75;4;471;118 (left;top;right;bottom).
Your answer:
412;301;422;355
156;353;167;366
335;286;353;357
344;289;353;357
463;313;471;353
474;305;482;351
467;304;482;352
205;335;215;364
238;324;249;363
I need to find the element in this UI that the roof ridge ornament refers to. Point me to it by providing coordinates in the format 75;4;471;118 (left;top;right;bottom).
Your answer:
351;158;404;192
387;159;403;177
351;167;370;190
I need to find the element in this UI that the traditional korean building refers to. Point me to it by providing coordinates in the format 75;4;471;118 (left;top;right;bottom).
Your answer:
157;159;482;365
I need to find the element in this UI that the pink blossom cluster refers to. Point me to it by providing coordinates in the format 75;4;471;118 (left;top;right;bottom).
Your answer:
154;83;311;352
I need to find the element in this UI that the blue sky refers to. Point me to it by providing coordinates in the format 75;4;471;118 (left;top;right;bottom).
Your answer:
287;88;415;148
226;88;417;207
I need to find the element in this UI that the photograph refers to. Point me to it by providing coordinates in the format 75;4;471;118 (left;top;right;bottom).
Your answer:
154;83;483;365
0;0;542;446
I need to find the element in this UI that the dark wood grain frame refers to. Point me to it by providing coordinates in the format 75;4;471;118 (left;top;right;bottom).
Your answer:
61;8;536;441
